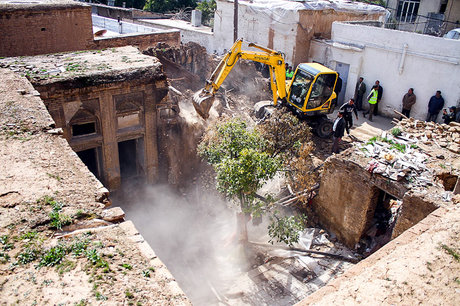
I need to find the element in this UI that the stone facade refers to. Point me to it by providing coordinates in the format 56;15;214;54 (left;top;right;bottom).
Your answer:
1;46;176;191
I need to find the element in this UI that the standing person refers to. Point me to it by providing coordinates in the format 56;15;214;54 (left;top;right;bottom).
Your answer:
332;111;345;154
426;90;445;122
332;73;343;108
373;80;383;116
354;77;366;111
339;98;359;135
401;88;416;118
442;106;456;124
363;85;378;122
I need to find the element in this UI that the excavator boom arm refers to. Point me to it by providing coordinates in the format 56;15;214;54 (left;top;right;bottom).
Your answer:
203;39;287;104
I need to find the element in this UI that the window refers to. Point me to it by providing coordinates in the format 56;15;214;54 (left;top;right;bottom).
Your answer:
72;122;96;136
306;74;336;110
396;0;420;23
288;69;314;109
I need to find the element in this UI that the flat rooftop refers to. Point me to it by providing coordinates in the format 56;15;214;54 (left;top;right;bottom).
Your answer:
0;46;164;87
139;18;213;35
0;0;88;11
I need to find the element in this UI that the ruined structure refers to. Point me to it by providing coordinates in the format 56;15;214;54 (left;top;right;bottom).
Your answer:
0;46;185;191
313;118;459;249
0;68;190;305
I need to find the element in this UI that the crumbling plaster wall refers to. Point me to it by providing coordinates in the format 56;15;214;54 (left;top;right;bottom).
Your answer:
314;153;408;248
0;5;94;57
309;22;460;119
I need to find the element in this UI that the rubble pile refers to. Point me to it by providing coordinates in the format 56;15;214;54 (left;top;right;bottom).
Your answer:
357;130;434;189
397;117;460;154
356;118;460;192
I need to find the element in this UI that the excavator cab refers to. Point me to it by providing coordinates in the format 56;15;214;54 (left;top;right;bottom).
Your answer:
192;38;339;137
287;63;338;117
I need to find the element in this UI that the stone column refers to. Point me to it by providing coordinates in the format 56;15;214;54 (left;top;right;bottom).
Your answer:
143;84;161;184
99;90;121;190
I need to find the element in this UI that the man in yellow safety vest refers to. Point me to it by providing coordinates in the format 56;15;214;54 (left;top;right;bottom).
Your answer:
363;85;378;122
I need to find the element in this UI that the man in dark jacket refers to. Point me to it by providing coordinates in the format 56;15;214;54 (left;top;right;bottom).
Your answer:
426;91;444;122
373;80;383;116
332;111;345;154
401;88;416;118
354;77;366;111
339;98;359;135
442;106;457;124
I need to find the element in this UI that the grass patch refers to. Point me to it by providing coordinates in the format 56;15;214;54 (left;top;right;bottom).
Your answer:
366;136;406;153
57;259;76;275
125;290;134;299
48;201;71;230
94;291;107;301
0;235;14;251
17;247;41;265
20;231;38;240
441;244;460;262
391;127;402;137
120;263;132;270
86;249;109;269
38;244;67;267
69;239;90;256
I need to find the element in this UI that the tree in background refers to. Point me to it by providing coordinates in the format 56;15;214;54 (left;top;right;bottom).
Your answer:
196;0;216;26
143;0;197;13
114;0;145;9
199;116;309;246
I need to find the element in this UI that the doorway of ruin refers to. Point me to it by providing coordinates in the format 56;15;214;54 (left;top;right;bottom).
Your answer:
361;187;402;255
118;138;144;182
76;147;103;180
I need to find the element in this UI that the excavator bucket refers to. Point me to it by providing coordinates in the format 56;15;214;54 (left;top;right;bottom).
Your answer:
192;89;215;119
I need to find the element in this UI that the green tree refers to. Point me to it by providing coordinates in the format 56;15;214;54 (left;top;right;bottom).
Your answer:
114;0;145;9
199;117;307;245
143;0;197;13
196;0;216;26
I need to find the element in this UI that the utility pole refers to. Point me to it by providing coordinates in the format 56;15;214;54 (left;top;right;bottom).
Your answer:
233;0;238;42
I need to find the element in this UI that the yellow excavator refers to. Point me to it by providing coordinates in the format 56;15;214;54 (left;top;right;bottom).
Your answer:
193;38;339;138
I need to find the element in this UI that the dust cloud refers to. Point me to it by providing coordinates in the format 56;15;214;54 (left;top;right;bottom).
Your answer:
114;183;251;305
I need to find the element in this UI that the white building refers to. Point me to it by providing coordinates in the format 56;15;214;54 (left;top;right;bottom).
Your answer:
309;21;460;120
213;0;387;65
385;0;460;35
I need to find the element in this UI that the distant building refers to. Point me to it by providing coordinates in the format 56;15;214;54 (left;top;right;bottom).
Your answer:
213;0;387;65
385;0;460;35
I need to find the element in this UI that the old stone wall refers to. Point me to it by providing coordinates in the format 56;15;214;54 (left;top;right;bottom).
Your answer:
313;153;408;248
90;3;164;20
93;30;180;51
392;191;439;238
0;6;94;57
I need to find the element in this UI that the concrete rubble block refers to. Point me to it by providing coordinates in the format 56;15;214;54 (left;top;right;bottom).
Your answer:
101;206;125;223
